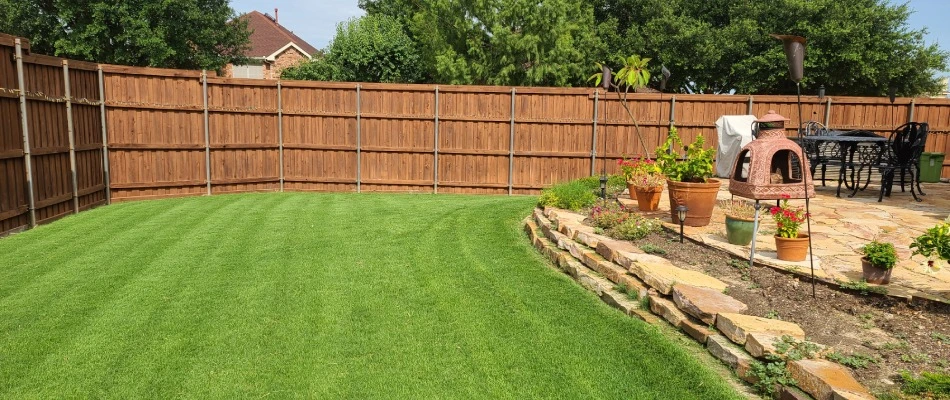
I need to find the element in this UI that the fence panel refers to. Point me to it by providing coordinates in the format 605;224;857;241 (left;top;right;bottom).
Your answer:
3;32;950;228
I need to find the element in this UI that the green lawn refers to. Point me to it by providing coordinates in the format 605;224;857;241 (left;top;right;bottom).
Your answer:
0;193;742;399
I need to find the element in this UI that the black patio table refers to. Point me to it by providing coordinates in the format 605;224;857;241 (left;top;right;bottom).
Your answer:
799;131;888;198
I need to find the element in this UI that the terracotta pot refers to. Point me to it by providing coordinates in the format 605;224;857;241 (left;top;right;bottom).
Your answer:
861;258;893;284
774;233;809;262
725;215;756;246
633;185;663;211
667;179;720;227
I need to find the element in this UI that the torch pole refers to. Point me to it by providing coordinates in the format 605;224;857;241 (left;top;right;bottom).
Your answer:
797;82;817;298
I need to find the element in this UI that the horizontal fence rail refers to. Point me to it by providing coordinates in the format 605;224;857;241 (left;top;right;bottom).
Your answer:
2;32;950;235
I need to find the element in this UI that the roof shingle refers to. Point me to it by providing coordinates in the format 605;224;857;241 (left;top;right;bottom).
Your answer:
240;11;319;58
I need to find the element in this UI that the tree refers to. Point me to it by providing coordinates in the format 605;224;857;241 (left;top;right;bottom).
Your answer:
0;0;250;70
362;0;605;86
281;15;424;83
592;0;949;96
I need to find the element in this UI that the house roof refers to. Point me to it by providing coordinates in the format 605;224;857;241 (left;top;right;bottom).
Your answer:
240;11;319;59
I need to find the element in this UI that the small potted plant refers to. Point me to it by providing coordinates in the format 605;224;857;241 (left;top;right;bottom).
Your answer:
859;241;897;284
618;157;664;211
770;195;809;261
910;216;950;270
655;126;718;226
718;199;757;246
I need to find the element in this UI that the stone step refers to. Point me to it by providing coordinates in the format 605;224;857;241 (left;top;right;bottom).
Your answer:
788;359;875;400
716;313;806;346
633;259;729;295
672;284;748;325
706;334;757;384
648;294;692;328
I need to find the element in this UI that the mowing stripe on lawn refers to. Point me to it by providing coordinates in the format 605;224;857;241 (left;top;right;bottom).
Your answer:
0;193;743;399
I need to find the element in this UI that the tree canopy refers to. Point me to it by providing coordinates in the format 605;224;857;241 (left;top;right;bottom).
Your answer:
281;15;424;83
0;0;250;70
591;0;949;96
360;0;604;86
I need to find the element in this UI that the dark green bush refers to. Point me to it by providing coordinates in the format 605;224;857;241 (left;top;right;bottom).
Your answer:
900;371;950;397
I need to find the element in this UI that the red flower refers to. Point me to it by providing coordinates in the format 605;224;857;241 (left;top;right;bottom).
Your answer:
781;194;791;199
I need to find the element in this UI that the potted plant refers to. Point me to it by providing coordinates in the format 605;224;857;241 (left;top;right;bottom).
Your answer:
910;216;950;270
655;126;719;226
770;195;809;261
618;157;665;211
718;199;757;246
859;241;897;284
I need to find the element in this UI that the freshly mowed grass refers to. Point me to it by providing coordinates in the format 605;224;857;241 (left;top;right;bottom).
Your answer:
0;193;742;399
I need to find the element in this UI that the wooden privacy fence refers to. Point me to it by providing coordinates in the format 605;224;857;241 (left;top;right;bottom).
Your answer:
0;35;108;235
2;32;950;235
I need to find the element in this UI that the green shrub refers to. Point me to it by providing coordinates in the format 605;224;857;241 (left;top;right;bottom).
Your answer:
537;175;625;211
837;279;888;295
607;215;662;241
900;371;950;397
575;175;627;197
860;241;897;269
537;180;598;211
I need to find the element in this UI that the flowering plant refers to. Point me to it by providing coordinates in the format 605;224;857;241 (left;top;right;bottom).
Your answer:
618;157;662;185
770;195;808;238
627;173;666;189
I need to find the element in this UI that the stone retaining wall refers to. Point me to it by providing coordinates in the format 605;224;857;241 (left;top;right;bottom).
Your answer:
525;207;876;400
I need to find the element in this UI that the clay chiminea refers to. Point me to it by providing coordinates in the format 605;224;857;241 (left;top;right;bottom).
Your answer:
729;110;815;200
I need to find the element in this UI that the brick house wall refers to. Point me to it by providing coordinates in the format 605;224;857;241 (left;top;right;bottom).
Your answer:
263;46;308;79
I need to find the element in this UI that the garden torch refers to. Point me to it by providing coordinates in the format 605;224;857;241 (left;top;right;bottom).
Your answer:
773;33;817;298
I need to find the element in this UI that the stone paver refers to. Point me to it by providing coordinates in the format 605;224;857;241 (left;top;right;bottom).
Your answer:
636;180;950;303
788;359;875;400
672;284;748;325
716;312;805;345
635;261;728;295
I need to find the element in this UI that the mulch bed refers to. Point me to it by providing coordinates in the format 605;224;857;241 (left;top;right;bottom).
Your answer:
632;229;950;394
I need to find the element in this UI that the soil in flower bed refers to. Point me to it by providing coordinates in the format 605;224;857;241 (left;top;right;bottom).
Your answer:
633;229;950;395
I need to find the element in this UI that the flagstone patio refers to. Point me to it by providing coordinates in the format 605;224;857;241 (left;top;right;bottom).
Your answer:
620;180;950;303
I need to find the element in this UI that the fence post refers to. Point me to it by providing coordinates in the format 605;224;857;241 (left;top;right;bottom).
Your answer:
201;70;211;195
908;98;915;123
433;86;440;194
97;66;111;204
747;95;753;115
277;81;284;192
356;84;361;193
62;60;79;213
823;98;832;127
508;88;516;195
14;39;36;227
590;90;599;176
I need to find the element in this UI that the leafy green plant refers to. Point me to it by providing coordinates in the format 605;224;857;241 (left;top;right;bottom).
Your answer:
774;335;821;361
860;241;898;269
764;310;781;320
575;175;628;198
933;332;950;345
911;216;950;265
654;126;715;183
639;244;666;255
588;56;653;160
748;359;795;397
537;180;599;211
902;353;931;364
837;279;888;295
607;215;662;241
900;371;950;397
825;351;878;369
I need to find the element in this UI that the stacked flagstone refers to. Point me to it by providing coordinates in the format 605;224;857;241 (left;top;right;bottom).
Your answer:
524;207;875;400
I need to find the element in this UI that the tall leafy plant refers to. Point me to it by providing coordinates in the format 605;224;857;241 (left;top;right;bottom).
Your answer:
588;55;654;159
654;126;714;183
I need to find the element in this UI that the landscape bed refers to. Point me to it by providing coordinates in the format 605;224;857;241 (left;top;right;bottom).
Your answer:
0;193;743;399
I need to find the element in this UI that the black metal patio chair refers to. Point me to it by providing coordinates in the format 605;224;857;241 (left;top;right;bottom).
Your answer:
798;121;840;186
875;122;930;202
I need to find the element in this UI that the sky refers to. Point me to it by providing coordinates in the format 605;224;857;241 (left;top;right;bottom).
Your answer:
229;0;950;80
